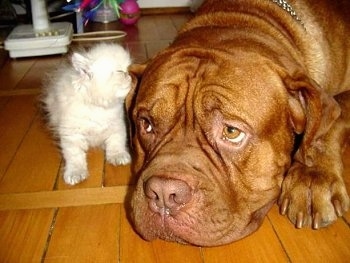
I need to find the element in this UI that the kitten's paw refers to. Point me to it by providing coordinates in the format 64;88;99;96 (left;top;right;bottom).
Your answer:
63;168;88;185
106;151;131;166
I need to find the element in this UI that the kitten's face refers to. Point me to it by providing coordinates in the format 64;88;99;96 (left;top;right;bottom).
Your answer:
87;65;131;107
76;46;132;107
90;54;131;94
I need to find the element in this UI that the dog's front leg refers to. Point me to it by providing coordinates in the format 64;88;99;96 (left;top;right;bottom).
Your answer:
60;135;89;185
279;92;350;229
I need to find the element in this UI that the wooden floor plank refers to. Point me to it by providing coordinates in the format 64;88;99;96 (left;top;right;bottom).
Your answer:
56;148;105;190
202;217;289;263
268;205;350;262
146;41;172;59
0;97;8;111
44;204;120;262
14;56;63;91
134;15;161;43
104;163;133;186
151;240;203;263
123;24;145;44
0;209;55;262
0;113;60;193
120;205;158;263
119;208;203;263
171;13;193;31
0;59;34;91
269;146;350;261
0;186;128;210
153;15;179;40
0;95;37;178
125;42;148;63
0;88;41;96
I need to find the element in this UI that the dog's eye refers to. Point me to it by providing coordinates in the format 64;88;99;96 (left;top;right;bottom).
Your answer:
140;118;153;133
222;126;245;143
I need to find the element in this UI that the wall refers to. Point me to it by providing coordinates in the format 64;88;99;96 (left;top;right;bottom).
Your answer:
138;0;192;8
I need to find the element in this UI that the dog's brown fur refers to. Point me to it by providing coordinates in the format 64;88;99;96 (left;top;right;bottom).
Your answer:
126;0;350;246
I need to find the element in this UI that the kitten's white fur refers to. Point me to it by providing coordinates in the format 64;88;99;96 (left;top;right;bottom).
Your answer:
42;43;132;185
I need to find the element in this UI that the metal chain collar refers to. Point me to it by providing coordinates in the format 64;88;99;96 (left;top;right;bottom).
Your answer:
271;0;305;29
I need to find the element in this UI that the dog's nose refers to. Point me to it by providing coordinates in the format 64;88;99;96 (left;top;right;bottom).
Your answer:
144;176;192;215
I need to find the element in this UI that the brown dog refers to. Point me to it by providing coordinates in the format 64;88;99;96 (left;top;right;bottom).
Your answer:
126;0;350;246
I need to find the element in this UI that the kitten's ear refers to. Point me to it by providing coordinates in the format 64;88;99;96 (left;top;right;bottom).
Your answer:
71;52;92;78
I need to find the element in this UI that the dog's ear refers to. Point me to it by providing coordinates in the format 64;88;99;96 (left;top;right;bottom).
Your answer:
128;63;147;78
125;63;147;155
125;63;147;110
285;73;341;166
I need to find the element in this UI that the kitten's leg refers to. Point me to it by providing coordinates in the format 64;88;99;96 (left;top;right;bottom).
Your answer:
105;125;131;165
60;135;89;185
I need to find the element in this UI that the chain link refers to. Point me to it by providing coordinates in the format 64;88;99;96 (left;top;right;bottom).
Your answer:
271;0;305;29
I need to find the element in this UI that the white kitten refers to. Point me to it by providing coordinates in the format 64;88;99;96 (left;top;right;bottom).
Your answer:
42;43;132;185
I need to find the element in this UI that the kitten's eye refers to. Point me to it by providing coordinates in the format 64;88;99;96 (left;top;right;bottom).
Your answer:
115;70;130;80
114;70;126;76
222;126;245;143
139;118;153;134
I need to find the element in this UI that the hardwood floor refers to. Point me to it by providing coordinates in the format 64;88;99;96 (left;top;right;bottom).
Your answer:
0;13;349;262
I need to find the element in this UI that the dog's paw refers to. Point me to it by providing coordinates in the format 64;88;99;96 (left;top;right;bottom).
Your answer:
106;151;131;166
278;162;349;229
63;168;88;185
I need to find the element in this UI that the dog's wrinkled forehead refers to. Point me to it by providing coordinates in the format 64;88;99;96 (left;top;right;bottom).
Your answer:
134;51;286;129
134;55;204;117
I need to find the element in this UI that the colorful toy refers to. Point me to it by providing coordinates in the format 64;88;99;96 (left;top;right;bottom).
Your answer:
77;0;123;24
119;0;140;25
65;0;139;25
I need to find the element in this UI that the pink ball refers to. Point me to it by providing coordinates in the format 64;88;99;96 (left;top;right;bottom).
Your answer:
119;0;140;25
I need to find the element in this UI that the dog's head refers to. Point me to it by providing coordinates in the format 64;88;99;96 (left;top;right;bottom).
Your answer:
126;47;339;246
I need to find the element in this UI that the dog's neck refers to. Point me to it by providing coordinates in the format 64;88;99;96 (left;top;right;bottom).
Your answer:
270;0;305;29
